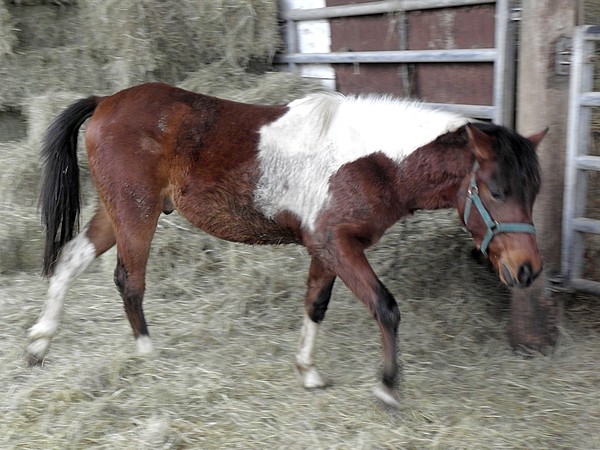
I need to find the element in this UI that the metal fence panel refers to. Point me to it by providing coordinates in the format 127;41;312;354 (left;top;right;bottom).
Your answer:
277;0;517;125
561;25;600;296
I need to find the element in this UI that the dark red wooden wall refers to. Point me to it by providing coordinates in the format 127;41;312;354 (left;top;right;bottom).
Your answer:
325;0;495;105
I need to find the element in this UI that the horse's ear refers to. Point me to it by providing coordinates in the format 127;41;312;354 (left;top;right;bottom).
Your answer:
466;124;494;163
526;128;549;150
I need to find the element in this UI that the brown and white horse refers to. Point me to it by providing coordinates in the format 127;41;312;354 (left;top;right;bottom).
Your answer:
27;82;546;407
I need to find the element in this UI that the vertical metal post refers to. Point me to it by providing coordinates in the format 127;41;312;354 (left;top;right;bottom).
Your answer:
562;25;594;282
285;18;298;71
492;0;516;126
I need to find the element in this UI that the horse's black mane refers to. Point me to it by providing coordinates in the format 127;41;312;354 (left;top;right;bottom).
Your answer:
471;122;541;203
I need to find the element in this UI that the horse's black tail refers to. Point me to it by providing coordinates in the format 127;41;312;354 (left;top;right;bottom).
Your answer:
40;96;99;277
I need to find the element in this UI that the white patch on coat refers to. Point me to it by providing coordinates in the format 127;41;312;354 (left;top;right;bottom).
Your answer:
255;93;469;229
27;230;97;361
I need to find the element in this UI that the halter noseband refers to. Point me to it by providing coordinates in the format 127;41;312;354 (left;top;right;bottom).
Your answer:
463;162;536;255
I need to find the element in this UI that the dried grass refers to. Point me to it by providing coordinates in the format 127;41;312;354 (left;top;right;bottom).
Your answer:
0;140;43;273
0;91;93;274
0;0;281;108
1;212;600;448
0;1;16;59
0;46;109;108
0;0;305;274
178;64;323;104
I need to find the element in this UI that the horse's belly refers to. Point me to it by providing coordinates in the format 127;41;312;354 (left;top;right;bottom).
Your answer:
173;188;301;246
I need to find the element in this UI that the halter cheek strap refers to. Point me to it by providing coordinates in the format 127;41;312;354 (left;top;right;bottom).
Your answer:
463;162;536;255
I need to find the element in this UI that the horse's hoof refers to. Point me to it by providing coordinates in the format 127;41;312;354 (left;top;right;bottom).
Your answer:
25;339;49;366
373;383;401;408
295;363;327;389
26;353;44;366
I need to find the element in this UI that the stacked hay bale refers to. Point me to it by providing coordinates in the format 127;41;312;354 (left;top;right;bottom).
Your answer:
0;0;321;274
0;0;282;105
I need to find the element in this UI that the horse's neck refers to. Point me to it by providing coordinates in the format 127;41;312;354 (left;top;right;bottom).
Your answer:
396;144;472;212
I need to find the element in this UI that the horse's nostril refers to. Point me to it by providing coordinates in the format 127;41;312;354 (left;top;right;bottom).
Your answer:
518;263;533;287
501;264;515;287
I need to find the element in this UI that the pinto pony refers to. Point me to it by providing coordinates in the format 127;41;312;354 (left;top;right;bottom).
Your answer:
27;83;546;407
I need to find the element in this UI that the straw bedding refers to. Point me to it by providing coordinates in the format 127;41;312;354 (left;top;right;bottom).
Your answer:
1;213;600;448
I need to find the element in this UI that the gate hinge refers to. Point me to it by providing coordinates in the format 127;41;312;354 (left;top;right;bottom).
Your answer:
555;36;572;76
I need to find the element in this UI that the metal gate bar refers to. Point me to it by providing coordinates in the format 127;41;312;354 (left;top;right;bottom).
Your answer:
561;25;600;296
276;0;516;125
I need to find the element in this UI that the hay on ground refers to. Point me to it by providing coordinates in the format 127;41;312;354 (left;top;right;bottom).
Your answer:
1;210;599;448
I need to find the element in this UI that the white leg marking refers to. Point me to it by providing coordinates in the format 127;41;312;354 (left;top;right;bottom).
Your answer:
135;335;154;355
373;383;401;408
27;231;96;361
295;314;326;388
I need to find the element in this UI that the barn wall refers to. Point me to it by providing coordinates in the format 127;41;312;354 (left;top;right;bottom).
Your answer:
279;0;336;89
407;6;494;105
328;12;405;96
325;0;495;104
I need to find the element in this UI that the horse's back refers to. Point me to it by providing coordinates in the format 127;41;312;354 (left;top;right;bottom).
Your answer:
87;82;284;162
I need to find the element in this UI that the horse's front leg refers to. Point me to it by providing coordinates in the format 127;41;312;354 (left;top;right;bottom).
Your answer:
296;257;336;389
329;232;402;407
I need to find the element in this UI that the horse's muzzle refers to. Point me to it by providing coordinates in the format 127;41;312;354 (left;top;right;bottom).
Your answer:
501;262;541;288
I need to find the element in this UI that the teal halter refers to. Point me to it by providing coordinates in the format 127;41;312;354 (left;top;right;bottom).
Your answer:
463;162;536;255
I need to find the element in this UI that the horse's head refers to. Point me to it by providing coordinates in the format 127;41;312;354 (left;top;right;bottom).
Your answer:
457;123;547;288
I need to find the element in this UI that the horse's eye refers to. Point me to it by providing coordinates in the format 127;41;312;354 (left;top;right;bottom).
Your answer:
490;190;504;200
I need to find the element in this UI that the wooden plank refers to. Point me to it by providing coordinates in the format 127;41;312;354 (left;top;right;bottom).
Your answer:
284;0;495;20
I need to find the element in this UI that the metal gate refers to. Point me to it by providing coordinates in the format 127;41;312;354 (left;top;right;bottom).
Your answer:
561;25;600;296
277;0;518;126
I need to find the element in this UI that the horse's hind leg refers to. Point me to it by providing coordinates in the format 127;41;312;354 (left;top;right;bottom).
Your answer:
111;207;161;356
296;258;336;389
27;204;116;364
